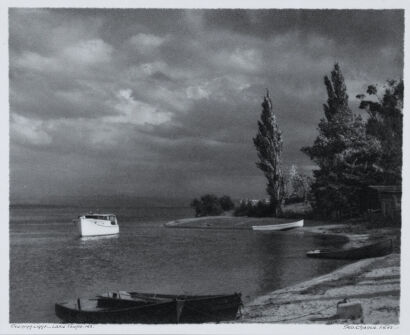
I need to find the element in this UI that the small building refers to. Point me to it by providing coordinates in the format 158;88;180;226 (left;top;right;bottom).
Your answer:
369;185;401;223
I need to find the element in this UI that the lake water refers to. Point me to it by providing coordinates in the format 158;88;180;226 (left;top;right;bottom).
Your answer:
9;204;350;323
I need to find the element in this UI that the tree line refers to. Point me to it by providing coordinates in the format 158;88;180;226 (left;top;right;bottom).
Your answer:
191;64;402;220
256;63;402;219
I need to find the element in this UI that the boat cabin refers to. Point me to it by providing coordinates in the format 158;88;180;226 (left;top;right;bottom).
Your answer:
83;214;117;225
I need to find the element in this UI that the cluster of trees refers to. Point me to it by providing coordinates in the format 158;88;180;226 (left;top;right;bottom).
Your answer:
190;65;402;221
252;64;402;220
190;194;235;217
301;64;403;219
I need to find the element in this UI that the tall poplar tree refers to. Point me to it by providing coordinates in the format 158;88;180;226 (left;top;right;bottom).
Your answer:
253;91;284;216
302;63;376;218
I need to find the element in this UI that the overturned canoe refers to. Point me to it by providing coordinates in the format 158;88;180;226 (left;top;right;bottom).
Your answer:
55;292;242;324
252;219;304;231
306;239;393;260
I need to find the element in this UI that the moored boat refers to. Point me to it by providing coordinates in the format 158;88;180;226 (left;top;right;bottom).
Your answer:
97;291;243;323
252;219;304;231
55;292;242;324
55;297;177;324
55;291;243;324
74;213;119;237
306;239;393;260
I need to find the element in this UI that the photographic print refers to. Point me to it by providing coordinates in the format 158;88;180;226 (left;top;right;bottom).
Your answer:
4;1;407;333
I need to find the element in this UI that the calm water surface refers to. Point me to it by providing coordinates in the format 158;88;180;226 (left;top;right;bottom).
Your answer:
10;205;349;323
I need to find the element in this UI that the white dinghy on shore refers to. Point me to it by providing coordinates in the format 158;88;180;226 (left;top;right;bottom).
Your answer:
252;219;304;231
74;213;119;237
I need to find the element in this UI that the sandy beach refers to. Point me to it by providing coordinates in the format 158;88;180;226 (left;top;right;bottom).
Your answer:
165;216;401;324
241;253;400;324
242;223;400;324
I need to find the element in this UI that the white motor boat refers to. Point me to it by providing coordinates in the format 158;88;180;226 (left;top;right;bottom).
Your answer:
75;213;119;237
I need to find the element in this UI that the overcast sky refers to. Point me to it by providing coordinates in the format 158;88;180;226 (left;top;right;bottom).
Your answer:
9;9;403;203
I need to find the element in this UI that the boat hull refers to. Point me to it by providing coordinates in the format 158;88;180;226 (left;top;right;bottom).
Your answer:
78;218;119;237
55;299;178;324
252;219;304;231
174;294;241;323
306;239;393;260
96;292;243;323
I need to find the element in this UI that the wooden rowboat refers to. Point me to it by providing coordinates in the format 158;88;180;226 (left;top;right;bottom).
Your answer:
55;297;177;324
252;219;304;231
55;292;242;324
306;239;393;260
97;291;243;323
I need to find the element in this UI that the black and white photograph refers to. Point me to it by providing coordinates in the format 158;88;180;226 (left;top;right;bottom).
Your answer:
2;1;409;333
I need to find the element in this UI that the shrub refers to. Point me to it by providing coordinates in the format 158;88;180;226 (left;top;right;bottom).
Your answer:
233;201;253;217
219;195;235;211
190;194;234;217
234;200;274;217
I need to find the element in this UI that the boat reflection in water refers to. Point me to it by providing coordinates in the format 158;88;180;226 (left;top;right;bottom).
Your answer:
79;234;119;242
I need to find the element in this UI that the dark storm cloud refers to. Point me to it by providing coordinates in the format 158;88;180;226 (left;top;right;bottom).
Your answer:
202;9;404;49
9;8;404;202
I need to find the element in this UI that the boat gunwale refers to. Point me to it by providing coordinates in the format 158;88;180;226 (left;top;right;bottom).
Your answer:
56;298;176;314
252;219;304;230
98;292;242;305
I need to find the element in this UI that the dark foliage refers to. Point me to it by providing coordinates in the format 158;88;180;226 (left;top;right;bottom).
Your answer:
234;200;274;217
301;63;384;219
284;195;305;205
190;194;234;217
219;195;235;211
357;79;403;185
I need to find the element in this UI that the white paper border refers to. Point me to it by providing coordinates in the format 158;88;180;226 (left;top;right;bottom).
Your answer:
2;1;409;334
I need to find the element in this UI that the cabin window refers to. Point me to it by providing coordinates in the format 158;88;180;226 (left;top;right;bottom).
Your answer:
85;215;105;220
84;215;116;221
